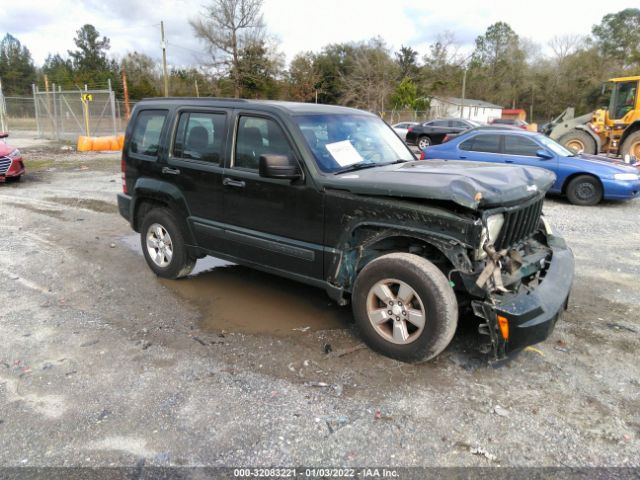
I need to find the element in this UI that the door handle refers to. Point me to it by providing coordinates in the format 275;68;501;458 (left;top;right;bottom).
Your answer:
459;156;467;159
162;167;181;175
505;160;514;163
223;177;246;188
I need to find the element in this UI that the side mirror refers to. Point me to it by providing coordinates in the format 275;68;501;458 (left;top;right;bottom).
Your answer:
259;154;301;180
0;132;8;139
536;149;553;160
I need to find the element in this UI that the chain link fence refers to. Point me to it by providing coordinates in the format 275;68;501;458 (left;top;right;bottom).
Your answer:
379;110;435;125
0;82;135;141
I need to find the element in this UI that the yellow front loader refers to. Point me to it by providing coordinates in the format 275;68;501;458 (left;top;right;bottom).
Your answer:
546;76;640;159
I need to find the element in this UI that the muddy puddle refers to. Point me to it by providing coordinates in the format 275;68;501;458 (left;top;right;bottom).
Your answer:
121;234;350;335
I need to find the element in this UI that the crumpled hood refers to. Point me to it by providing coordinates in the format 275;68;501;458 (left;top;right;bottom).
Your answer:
323;160;556;210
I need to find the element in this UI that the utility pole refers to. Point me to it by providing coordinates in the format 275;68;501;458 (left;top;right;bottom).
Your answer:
122;65;131;120
195;79;200;97
460;68;467;119
161;21;169;97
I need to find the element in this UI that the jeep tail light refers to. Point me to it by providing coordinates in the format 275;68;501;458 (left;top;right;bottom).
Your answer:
121;158;128;194
419;150;425;160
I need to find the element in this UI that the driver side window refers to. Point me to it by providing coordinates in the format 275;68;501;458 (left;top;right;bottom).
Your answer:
234;116;295;171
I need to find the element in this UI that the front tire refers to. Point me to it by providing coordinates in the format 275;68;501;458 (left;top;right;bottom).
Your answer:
352;253;458;362
140;208;196;279
620;131;640;159
565;175;603;206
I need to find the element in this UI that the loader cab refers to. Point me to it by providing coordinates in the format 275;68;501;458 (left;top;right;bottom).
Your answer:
604;77;640;124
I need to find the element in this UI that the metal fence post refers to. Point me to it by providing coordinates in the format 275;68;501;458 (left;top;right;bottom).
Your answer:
32;84;42;137
108;79;117;136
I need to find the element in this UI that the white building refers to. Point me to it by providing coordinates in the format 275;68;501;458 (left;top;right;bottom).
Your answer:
428;96;503;124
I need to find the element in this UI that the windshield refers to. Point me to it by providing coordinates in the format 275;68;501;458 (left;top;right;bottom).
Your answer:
537;134;574;156
609;81;637;120
294;114;414;173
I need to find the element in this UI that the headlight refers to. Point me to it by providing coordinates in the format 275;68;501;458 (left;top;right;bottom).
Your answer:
7;149;20;158
613;173;639;181
474;214;504;260
540;215;554;235
486;214;505;244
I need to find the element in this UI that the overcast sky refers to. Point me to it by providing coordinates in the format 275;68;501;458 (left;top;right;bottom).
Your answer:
0;0;635;68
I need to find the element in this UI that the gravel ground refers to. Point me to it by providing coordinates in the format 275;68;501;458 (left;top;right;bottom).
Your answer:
0;139;639;469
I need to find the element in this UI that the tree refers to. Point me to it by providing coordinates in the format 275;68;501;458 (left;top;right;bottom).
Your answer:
67;24;116;86
287;52;320;102
390;78;426;111
237;39;283;98
121;52;160;99
0;34;36;95
395;45;419;80
592;8;640;70
340;38;398;112
471;22;526;107
41;54;74;89
314;43;356;104
421;32;464;96
190;0;267;98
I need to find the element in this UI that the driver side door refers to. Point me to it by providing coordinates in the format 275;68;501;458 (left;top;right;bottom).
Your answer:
219;112;325;280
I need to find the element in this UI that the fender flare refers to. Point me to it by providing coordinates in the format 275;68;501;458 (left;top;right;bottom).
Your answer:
130;178;195;244
329;222;475;291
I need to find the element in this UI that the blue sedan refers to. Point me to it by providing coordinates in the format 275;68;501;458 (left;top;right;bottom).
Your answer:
421;128;640;205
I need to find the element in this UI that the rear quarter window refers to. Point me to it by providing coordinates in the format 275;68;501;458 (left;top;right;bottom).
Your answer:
129;110;168;158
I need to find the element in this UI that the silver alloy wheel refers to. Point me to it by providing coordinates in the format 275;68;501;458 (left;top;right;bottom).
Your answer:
146;223;173;268
366;278;426;345
418;137;430;149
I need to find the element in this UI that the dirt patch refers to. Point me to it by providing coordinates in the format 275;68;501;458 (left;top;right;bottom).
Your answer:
46;196;118;214
121;234;349;335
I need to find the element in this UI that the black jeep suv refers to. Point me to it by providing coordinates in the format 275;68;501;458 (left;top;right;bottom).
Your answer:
118;98;574;362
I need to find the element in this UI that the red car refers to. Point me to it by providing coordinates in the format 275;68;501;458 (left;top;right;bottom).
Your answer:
0;133;24;182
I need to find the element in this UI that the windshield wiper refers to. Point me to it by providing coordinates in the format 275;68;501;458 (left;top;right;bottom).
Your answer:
333;159;409;175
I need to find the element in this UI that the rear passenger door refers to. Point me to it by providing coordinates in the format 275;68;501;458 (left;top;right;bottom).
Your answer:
165;108;229;250
220;111;325;280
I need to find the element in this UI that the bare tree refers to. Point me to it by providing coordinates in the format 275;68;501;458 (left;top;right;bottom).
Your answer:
548;34;585;63
190;0;266;97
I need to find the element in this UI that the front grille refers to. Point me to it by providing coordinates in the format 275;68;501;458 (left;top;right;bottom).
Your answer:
494;198;544;250
0;157;11;175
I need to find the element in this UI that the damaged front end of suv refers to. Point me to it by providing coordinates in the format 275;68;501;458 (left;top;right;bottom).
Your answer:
324;161;574;361
463;195;574;360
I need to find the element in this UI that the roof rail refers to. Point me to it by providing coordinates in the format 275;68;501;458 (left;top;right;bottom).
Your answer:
139;96;249;102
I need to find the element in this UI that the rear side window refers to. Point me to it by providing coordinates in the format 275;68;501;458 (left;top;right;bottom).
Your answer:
234;116;295;170
173;112;226;163
129;110;167;157
460;134;501;153
504;135;539;157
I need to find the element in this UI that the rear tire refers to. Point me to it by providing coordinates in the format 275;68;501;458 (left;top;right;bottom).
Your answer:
620;131;640;159
559;130;597;155
565;175;603;206
352;252;458;363
140;208;196;279
417;136;431;150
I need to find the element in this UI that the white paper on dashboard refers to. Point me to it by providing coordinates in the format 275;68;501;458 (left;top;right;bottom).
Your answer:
325;140;364;167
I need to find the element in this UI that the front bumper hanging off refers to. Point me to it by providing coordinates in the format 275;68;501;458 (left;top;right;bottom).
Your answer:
473;240;575;359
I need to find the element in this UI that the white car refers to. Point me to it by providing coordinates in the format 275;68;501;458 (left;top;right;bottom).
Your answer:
392;122;419;140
